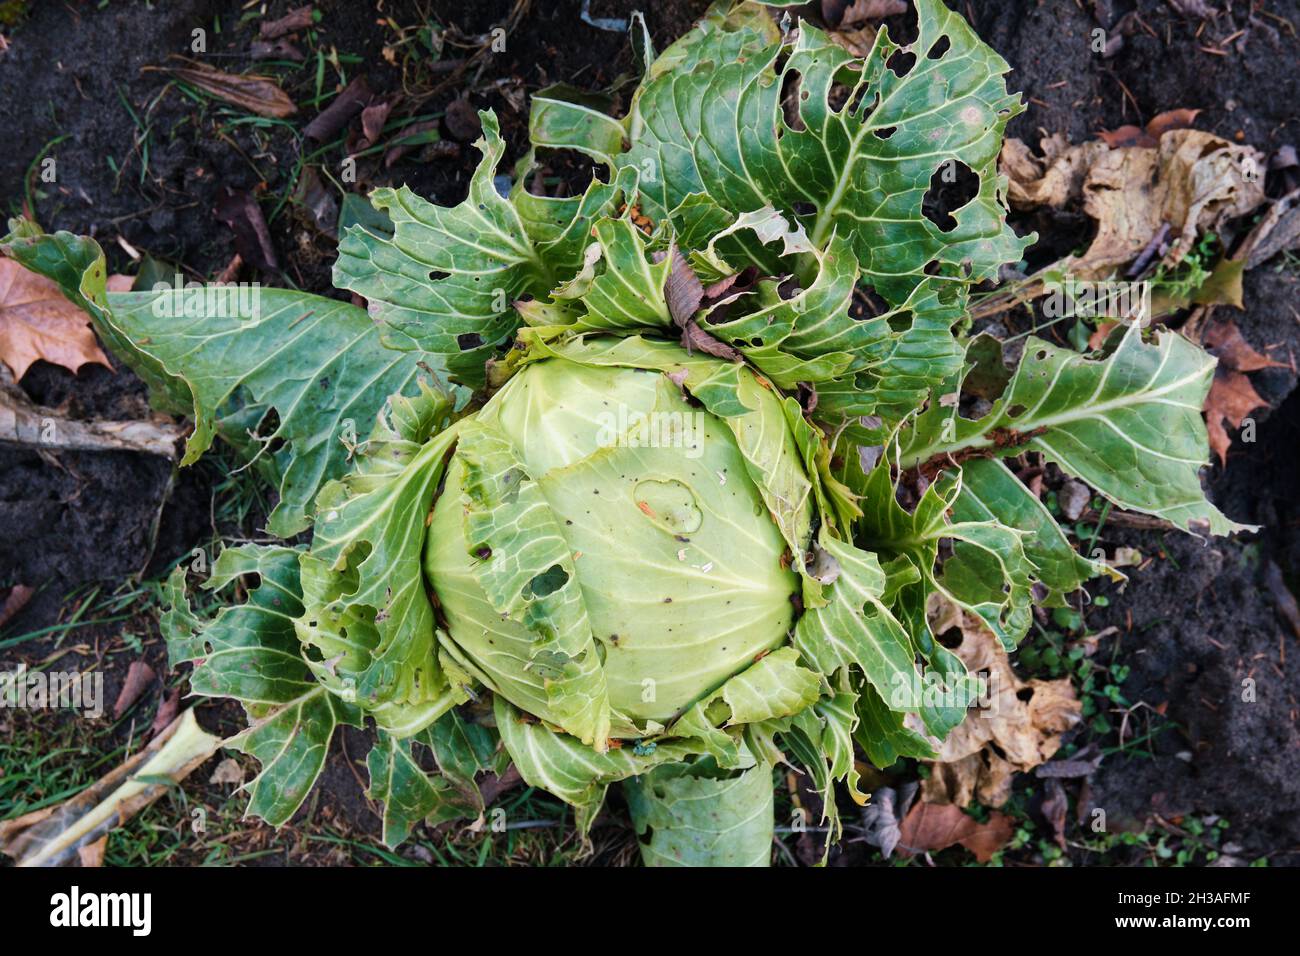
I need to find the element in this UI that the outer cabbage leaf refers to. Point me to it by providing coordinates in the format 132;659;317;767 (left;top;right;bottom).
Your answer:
161;545;362;826
856;458;1034;648
954;457;1112;605
334;111;634;387
668;646;823;767
493;695;705;836
897;325;1251;535
0;224;447;537
367;732;452;848
855;682;936;767
522;0;1030;422
297;381;469;737
618;0;1030;296
625;761;775;867
528;84;627;168
366;713;506;848
793;532;924;709
161;546;314;711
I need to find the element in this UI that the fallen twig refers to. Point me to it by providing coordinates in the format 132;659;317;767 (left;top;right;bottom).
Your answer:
0;371;185;459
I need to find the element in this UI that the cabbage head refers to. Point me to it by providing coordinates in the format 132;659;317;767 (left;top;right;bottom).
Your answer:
426;348;804;732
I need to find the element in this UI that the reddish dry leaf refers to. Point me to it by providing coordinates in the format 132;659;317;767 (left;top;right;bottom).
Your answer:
665;245;704;327
897;801;1014;863
1204;319;1286;373
1088;320;1118;350
0;258;112;380
77;835;108;867
1205;368;1268;465
113;661;157;720
0;584;34;630
215;187;279;273
216;254;244;285
360;101;392;146
823;0;907;26
153;64;297;119
681;318;744;362
1099;108;1201;148
1041;778;1069;850
1096;125;1148;149
303;75;371;141
150;686;182;737
260;5;313;39
1147;108;1202;139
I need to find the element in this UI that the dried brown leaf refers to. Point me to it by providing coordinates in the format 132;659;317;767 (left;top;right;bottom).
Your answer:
444;97;483;142
209;757;245;786
153;64;296;119
1003;128;1266;281
360;101;392;147
292;167;339;239
897;801;1014;863
920;598;1081;807
0;258;112;380
260;5;313;40
1059;480;1092;521
77;835;108;867
665;245;704;327
0;584;34;630
1001;134;1108;209
1041;778;1069;849
303;76;371;141
825;0;907;26
681;318;744;362
1204;320;1286;372
1077;129;1265;278
113;661;156;720
215;187;279;273
150;686;182;737
1205;368;1268;465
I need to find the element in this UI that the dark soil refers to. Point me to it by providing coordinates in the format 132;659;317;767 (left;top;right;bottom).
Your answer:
2;0;1298;865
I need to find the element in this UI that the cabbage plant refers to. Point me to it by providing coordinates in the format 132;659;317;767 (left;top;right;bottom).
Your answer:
2;0;1245;865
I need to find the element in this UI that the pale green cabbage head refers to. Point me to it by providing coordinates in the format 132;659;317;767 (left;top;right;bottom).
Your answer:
426;349;803;730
